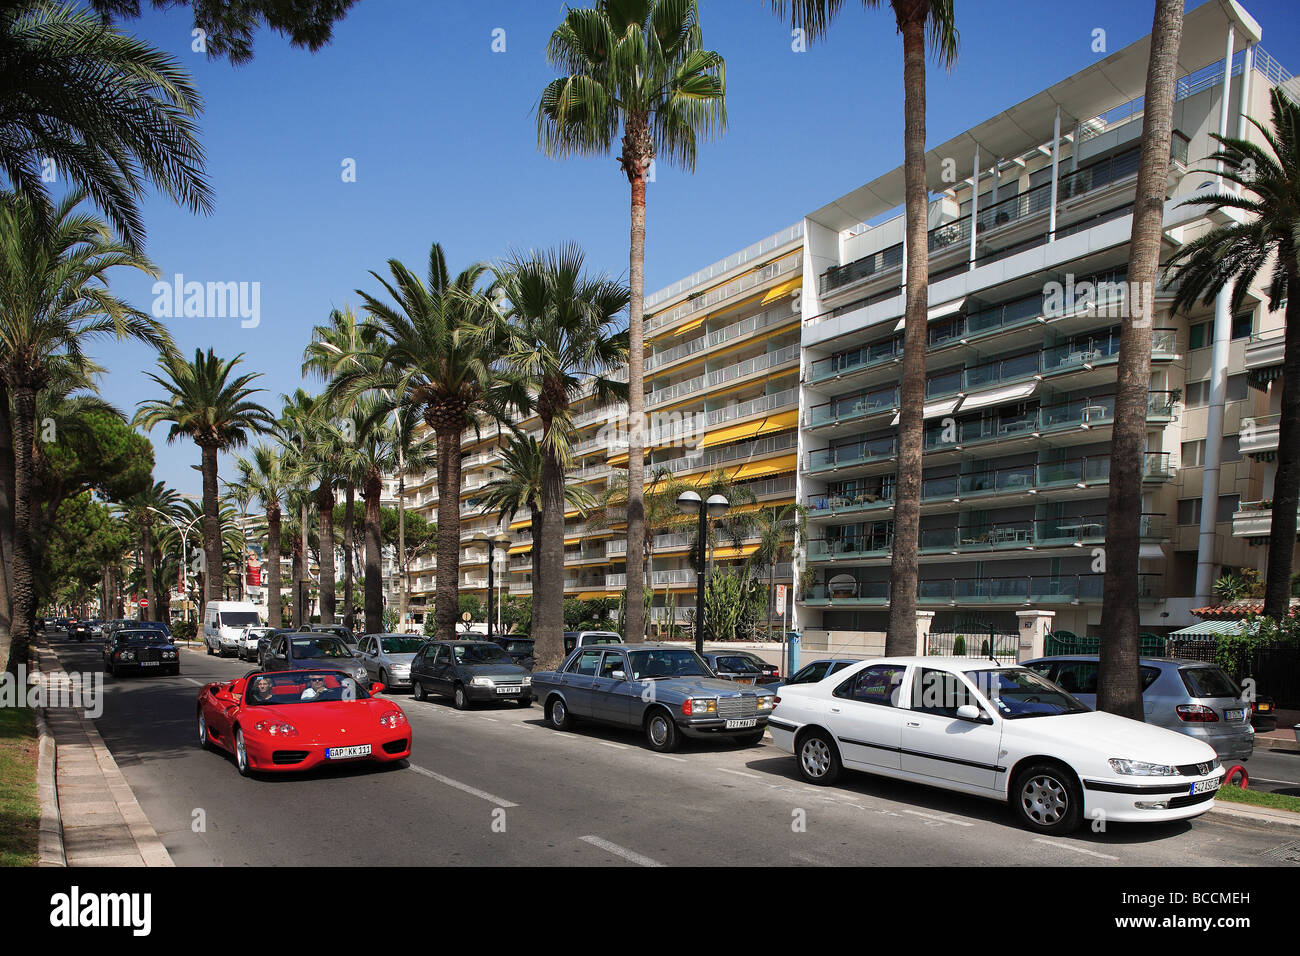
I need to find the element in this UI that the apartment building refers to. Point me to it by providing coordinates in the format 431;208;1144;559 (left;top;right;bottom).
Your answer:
795;0;1294;645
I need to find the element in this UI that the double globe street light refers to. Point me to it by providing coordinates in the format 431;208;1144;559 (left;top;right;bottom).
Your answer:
676;491;730;654
472;532;512;639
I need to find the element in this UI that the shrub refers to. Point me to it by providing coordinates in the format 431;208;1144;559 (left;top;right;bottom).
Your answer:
172;620;196;642
952;634;966;655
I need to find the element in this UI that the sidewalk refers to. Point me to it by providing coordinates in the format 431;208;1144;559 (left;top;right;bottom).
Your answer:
34;642;173;867
1255;707;1300;753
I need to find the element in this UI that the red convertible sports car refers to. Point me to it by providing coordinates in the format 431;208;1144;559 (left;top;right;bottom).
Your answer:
197;670;412;776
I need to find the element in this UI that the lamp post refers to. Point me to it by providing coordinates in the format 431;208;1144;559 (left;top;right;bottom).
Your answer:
148;506;204;624
473;532;512;639
677;491;730;654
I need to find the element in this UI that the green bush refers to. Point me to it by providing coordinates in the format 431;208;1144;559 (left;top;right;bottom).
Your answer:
952;634;966;655
172;620;196;642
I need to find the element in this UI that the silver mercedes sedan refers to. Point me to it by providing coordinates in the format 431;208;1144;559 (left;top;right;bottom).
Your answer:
356;633;429;691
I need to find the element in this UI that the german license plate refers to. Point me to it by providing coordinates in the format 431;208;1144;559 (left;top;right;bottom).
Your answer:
325;745;371;760
140;661;159;667
734;677;756;685
1257;702;1272;711
1225;709;1245;721
725;718;758;729
496;686;521;694
1190;779;1219;796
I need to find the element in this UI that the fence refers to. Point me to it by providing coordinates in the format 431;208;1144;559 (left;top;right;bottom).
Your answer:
926;631;1019;660
1045;630;1167;657
1175;642;1300;708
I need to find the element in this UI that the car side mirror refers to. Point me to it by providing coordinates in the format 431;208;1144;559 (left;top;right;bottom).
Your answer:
611;670;626;681
371;682;386;695
956;704;989;723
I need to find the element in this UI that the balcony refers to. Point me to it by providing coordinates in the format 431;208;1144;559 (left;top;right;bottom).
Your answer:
1233;499;1300;542
1245;329;1285;392
1239;414;1280;458
803;572;1161;606
645;251;801;336
646;304;797;374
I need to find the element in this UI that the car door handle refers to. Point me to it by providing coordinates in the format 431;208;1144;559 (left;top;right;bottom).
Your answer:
830;707;841;713
907;721;920;727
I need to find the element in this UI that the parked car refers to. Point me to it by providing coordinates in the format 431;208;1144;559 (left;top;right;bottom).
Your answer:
356;634;428;691
298;624;358;647
239;626;276;662
533;644;777;752
1249;694;1278;732
196;670;410;777
723;650;781;683
104;628;181;677
701;652;767;685
563;630;622;655
770;656;1224;834
261;632;369;686
487;635;536;670
1021;655;1254;762
409;640;533;709
203;601;262;656
770;657;859;693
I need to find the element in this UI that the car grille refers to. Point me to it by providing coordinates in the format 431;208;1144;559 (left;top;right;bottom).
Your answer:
382;739;408;754
1168;790;1217;809
1176;761;1217;777
716;695;758;719
272;751;309;765
136;648;162;663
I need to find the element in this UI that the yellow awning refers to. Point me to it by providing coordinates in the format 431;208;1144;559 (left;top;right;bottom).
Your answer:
676;315;706;335
609;450;629;467
576;591;614;600
731;455;798;481
698;408;798;449
509;517;530;530
760;277;801;305
507;543;531;554
712;542;760;560
564;536;581;546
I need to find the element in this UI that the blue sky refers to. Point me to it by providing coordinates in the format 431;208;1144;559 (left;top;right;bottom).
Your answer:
82;0;1300;497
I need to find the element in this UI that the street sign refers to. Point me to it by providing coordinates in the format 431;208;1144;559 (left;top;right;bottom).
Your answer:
775;584;786;616
138;598;149;608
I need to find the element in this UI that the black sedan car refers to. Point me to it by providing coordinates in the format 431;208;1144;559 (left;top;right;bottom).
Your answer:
104;629;181;676
409;640;533;709
701;652;768;685
487;635;535;670
297;623;358;647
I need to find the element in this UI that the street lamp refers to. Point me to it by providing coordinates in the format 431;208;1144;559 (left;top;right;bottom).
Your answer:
677;491;730;654
148;506;203;624
472;532;512;639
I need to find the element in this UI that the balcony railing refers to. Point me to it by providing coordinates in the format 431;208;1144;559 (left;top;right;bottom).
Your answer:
646;252;800;334
805;386;898;428
646;304;796;373
804;572;1160;604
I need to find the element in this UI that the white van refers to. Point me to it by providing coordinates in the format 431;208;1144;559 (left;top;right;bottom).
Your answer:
204;601;262;657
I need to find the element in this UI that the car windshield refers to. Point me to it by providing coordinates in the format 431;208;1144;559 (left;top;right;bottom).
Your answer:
453;644;511;665
379;637;425;654
290;637;351;659
504;641;534;654
627;649;712;680
1180;666;1240;699
219;611;260;627
117;631;169;645
243;672;369;705
716;656;762;673
964;668;1089;719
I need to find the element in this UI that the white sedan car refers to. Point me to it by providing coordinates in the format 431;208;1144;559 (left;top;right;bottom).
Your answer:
769;657;1224;834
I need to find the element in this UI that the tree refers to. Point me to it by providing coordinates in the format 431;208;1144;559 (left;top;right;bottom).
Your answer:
749;501;806;638
486;245;628;669
537;0;727;647
114;481;181;622
43;492;132;614
232;443;287;627
1095;0;1183;722
134;349;276;609
0;0;212;251
770;1;957;655
0;190;171;675
1166;87;1300;620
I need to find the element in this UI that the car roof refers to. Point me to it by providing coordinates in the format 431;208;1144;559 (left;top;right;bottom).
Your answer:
1025;654;1205;667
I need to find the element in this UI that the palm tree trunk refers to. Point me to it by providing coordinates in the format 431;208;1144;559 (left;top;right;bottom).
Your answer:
300;501;310;620
534;444;566;670
343;483;355;631
1098;0;1182;720
5;383;38;676
200;442;223;603
266;505;282;627
1263;266;1300;616
433;426;461;642
363;470;383;634
530;507;543;630
885;16;930;657
623;120;649;644
0;384;14;644
141;520;157;622
317;484;336;625
291;529;303;628
767;559;776;640
398;463;408;627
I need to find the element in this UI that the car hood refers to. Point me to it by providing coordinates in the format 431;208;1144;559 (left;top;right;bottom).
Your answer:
383;653;419;666
647;676;775;698
244;698;395;730
1015;710;1217;764
459;662;529;679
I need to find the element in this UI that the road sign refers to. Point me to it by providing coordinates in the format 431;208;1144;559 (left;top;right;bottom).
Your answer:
775;584;786;616
138;598;149;608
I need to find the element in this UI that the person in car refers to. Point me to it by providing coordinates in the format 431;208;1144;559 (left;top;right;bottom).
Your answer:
250;676;275;703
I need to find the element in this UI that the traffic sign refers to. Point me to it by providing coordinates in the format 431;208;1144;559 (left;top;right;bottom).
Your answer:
138;597;149;608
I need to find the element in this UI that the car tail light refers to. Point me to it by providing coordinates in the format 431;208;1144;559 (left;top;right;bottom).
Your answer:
773;696;781;705
1176;704;1219;722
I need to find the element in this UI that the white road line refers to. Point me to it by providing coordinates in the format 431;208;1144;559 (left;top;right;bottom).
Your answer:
1032;837;1119;861
652;753;686;762
579;835;664;868
408;764;518;808
476;716;499;723
1248;777;1300;787
182;677;204;686
596;740;629;750
717;768;762;779
902;809;974;827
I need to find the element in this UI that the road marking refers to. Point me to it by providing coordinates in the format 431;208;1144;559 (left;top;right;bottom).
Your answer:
717;768;762;780
651;753;686;762
1032;838;1118;861
1248;776;1300;787
477;716;499;723
408;764;518;808
579;835;664;868
596;740;629;750
182;678;204;687
902;809;974;827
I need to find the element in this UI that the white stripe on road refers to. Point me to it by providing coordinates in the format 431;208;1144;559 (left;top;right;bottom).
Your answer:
902;808;975;827
408;764;518;808
596;740;629;750
182;677;204;686
1247;777;1300;787
717;768;762;780
579;835;664;868
476;716;499;723
1032;837;1118;861
652;753;686;762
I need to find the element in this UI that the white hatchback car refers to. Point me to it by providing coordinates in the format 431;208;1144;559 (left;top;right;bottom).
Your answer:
769;657;1224;834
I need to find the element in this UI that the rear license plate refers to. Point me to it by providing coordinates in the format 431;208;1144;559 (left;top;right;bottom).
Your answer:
725;718;758;729
734;678;756;685
1257;703;1272;711
1225;709;1245;721
496;686;521;694
1190;779;1219;796
325;745;371;760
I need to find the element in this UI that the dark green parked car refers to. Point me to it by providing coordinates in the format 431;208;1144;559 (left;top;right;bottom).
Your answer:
409;641;533;709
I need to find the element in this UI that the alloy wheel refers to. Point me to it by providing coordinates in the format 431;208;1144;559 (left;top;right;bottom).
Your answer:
1020;774;1068;827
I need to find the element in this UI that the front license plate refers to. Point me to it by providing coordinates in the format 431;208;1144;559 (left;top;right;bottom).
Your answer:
496;686;521;694
1225;709;1245;721
325;745;372;760
725;718;758;729
1190;779;1220;796
140;661;159;667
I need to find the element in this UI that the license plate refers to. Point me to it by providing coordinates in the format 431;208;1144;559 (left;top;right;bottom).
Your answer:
1225;709;1245;721
725;718;758;729
734;677;756;685
325;745;371;760
1257;703;1272;711
140;661;159;667
1190;779;1219;796
496;686;521;694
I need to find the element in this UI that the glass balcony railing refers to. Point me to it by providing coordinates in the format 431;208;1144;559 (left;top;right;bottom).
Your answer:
806;388;898;428
804;572;1160;604
806;436;897;472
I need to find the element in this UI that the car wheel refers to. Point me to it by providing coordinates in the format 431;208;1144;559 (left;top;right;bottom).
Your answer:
412;680;427;702
380;669;390;690
206;641;214;656
234;728;252;777
1011;762;1082;834
797;730;842;786
547;696;573;731
644;708;680;753
453;684;471;711
198;711;212;751
736;731;765;747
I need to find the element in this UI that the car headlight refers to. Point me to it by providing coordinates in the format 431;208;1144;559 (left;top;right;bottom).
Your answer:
163;650;177;659
755;696;775;710
118;651;135;661
379;711;407;729
681;698;717;716
254;720;298;736
471;676;494;687
1108;759;1180;776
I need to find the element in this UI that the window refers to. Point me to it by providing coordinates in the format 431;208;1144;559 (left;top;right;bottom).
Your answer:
834;664;907;706
570;649;603;676
1182;440;1205;467
911;668;980;718
1226;374;1249;402
1217;494;1240;523
1222;435;1241;463
1178;498;1202;525
1189;322;1209;350
1232;311;1253;340
1185;380;1209;407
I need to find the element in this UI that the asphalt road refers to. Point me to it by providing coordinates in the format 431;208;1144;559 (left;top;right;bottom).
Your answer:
47;635;1300;867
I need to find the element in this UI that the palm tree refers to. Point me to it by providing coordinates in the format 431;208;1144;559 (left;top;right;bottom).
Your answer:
278;388;319;626
537;0;727;647
232;444;287;627
134;349;276;609
114;481;182;622
749;501;806;639
0;0;212;251
1165;86;1300;620
0;189;172;675
770;1;957;655
1095;0;1183;722
331;242;509;641
487;245;629;668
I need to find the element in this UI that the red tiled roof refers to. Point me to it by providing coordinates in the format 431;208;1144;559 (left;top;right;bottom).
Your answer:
1192;601;1300;620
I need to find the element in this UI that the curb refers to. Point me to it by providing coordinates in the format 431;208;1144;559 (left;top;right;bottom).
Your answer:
33;705;65;867
1254;736;1300;755
1207;800;1300;831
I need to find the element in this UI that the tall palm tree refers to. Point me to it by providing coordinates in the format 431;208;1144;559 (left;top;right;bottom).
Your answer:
331;242;509;641
1166;86;1300;620
232;443;287;626
487;245;629;668
770;0;957;655
114;481;182;622
0;0;212;251
1095;0;1183;722
134;349;276;608
537;0;727;646
0;189;172;675
278;388;319;626
749;501;806;639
